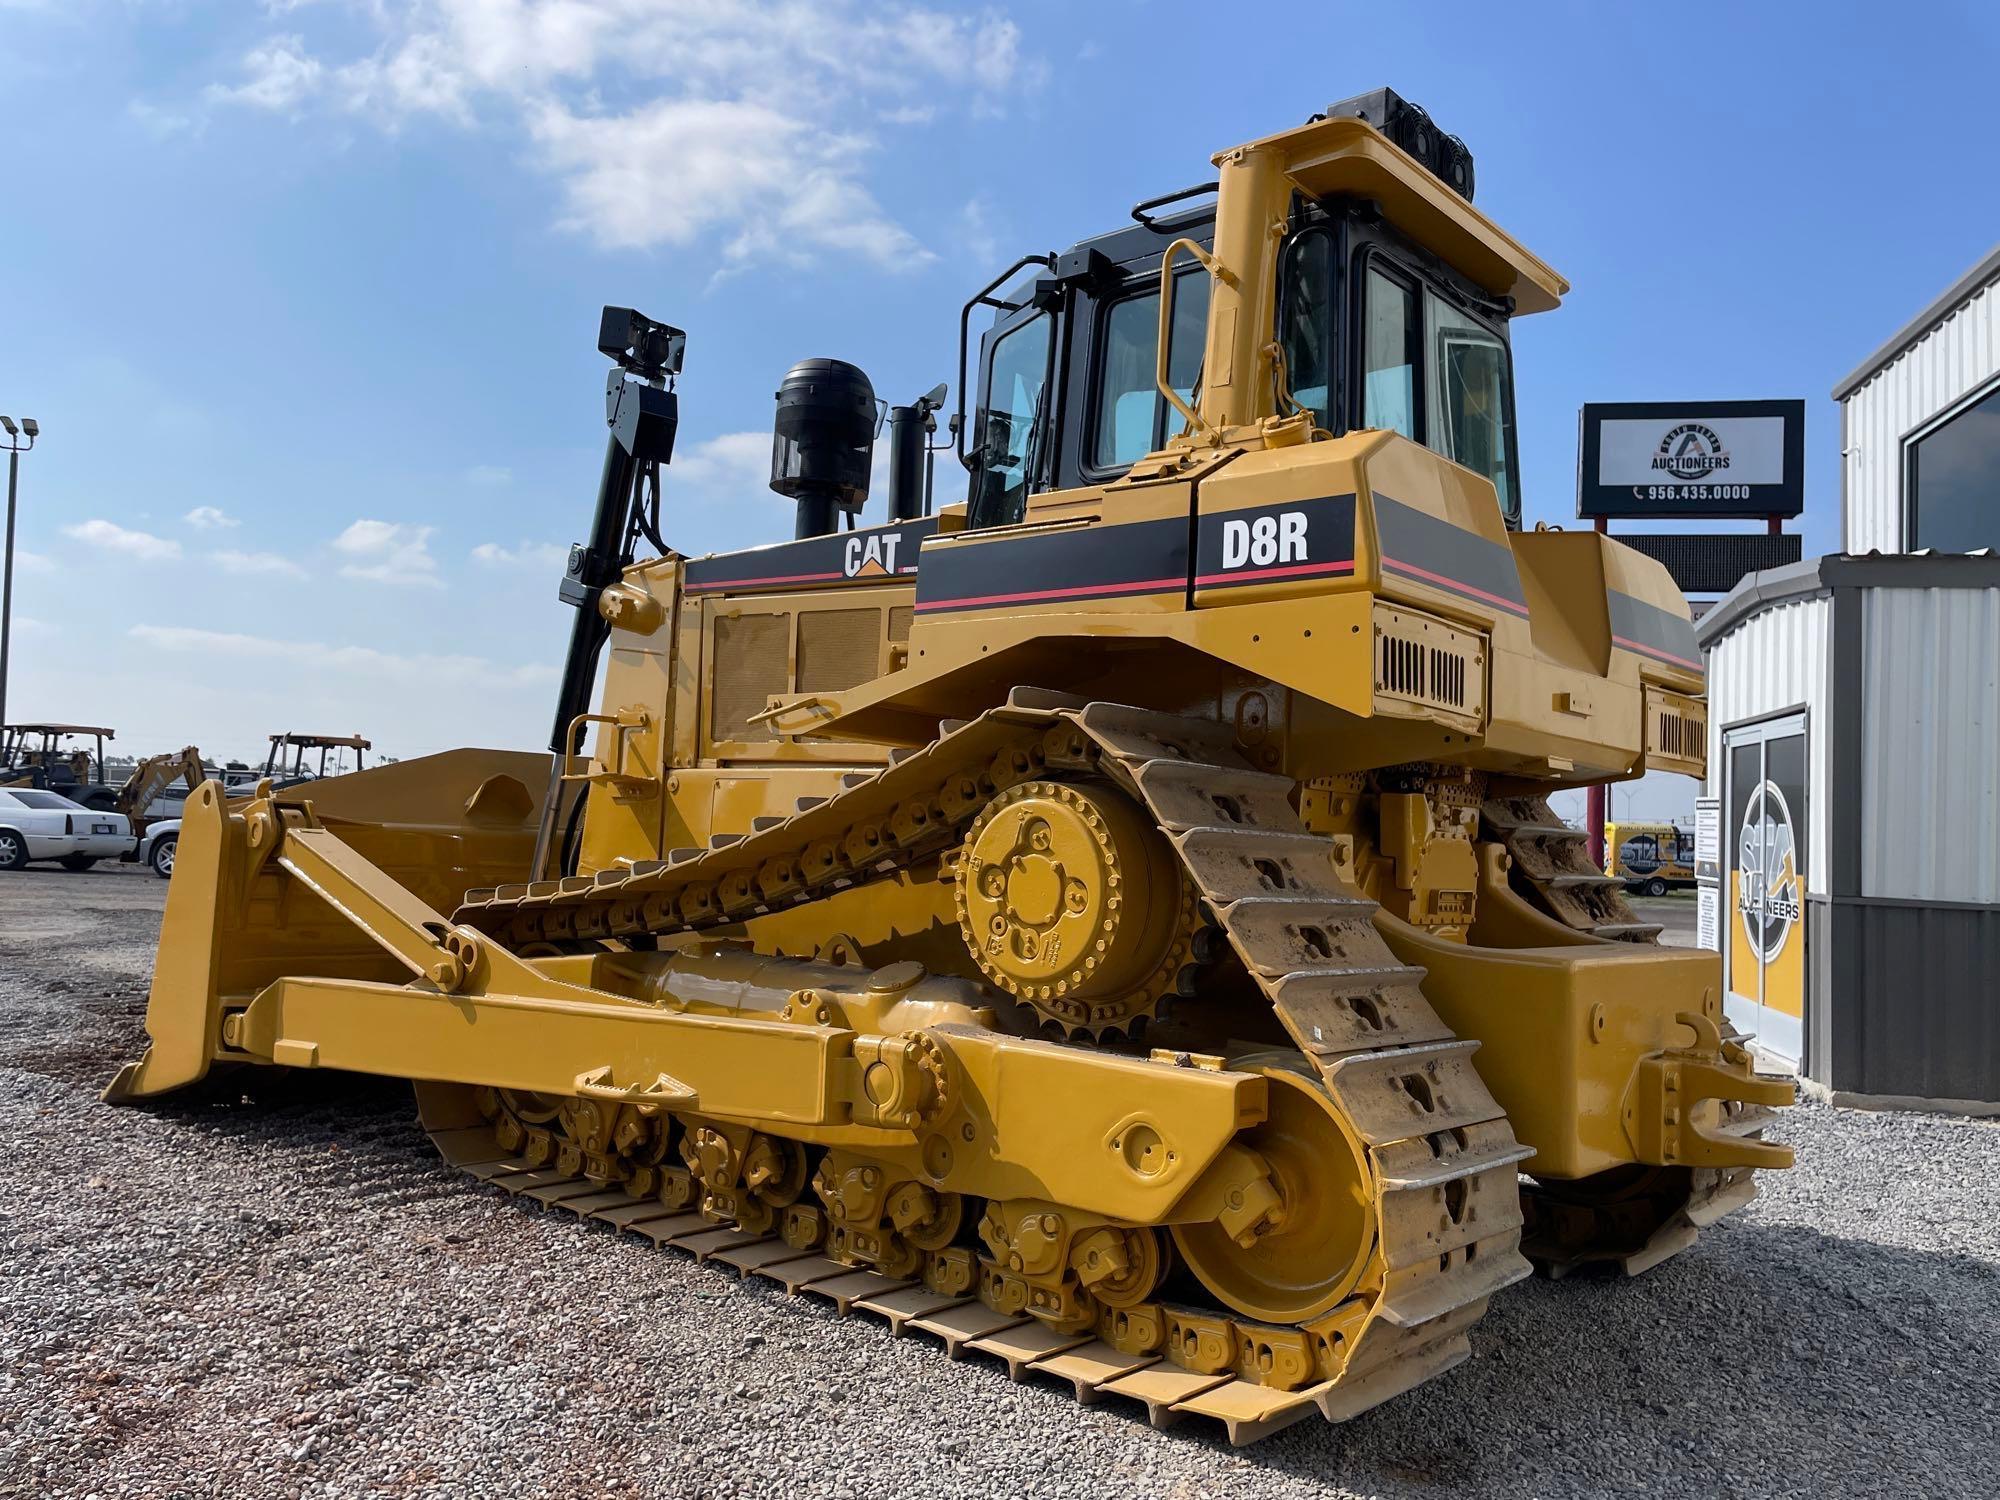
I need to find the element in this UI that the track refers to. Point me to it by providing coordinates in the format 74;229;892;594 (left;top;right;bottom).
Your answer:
447;694;1535;1443
1481;792;1782;1275
1479;795;1663;942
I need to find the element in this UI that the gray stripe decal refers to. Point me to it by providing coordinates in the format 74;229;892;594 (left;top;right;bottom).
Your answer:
1372;495;1529;614
1609;591;1702;668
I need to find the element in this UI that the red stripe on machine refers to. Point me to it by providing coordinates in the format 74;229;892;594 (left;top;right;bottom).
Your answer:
685;568;846;592
1193;558;1356;588
1380;555;1531;616
915;576;1185;612
1613;633;1701;670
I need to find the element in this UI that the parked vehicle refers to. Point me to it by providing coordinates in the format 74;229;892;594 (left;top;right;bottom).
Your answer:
0;724;120;810
1604;820;1697;897
131;761;259;824
2;725;210;831
0;787;133;870
135;817;180;878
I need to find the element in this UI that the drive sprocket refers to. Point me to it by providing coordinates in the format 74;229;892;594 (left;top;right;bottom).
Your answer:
951;777;1198;1038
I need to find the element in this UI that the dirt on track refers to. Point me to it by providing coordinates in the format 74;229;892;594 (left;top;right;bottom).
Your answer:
2;863;1996;1499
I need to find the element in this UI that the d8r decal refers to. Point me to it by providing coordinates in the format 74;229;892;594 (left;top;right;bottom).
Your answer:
1196;493;1356;590
1221;512;1309;570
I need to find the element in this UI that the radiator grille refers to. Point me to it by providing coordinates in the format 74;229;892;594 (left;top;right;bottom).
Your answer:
1372;604;1486;721
1658;706;1701;760
1377;636;1469;707
887;605;913;644
1644;688;1707;775
798;608;881;693
711;612;789;742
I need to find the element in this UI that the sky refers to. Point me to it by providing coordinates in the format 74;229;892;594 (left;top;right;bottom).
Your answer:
2;1;1997;809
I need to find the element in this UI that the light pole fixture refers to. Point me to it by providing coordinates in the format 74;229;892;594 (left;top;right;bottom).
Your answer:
1;414;39;737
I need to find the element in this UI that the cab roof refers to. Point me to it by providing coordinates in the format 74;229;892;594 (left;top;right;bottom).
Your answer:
269;733;372;750
1237;114;1569;315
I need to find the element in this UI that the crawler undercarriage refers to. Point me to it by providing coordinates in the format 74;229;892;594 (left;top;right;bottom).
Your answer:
111;697;1786;1444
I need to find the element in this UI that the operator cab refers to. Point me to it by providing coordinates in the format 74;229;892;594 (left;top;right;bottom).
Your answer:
264;732;372;783
962;88;1523;531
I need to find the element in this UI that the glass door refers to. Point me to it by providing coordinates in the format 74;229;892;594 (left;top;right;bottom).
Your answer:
1722;714;1808;1063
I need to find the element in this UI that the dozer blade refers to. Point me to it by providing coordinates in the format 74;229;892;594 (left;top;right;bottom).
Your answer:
105;749;552;1103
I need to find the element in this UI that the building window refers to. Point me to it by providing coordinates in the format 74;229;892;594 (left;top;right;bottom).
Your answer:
1908;379;2000;552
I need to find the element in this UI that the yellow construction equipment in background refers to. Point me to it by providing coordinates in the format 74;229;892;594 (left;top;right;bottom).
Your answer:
114;746;205;833
108;89;1791;1445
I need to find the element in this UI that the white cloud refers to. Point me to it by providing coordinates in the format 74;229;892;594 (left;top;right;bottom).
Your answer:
192;2;1035;271
210;548;308;579
670;431;773;496
183;505;239;529
11;616;51;636
130;624;557;690
61;519;182;560
466;464;512;487
129;100;199;139
12;549;54;575
205;35;324;112
527;97;926;269
472;540;568;568
332;518;440;587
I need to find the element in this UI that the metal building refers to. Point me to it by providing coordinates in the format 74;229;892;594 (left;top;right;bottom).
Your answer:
1836;243;2000;553
1696;243;2000;1112
1697;557;2000;1109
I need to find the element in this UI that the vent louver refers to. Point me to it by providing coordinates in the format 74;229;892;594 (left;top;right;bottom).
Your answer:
1642;688;1707;777
1372;604;1486;722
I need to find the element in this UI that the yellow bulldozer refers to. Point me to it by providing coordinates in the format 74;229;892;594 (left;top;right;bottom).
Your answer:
107;90;1792;1444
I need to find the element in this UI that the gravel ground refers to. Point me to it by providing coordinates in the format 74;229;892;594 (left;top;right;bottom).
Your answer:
2;864;1995;1499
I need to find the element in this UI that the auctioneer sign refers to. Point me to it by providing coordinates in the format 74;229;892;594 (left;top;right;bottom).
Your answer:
1577;399;1805;519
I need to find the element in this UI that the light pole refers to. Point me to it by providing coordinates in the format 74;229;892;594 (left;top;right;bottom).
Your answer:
0;414;40;736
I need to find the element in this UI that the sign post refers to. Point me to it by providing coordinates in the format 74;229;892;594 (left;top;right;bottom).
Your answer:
1575;399;1805;869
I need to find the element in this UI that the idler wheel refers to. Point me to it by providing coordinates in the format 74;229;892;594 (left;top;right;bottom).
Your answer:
1171;1061;1374;1324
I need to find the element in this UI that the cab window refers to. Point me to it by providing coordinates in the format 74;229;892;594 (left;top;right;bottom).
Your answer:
1425;288;1517;521
1091;271;1211;469
1362;267;1418;439
968;313;1052;529
1280;231;1335;428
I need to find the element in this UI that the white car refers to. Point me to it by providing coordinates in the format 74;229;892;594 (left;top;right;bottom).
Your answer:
0;787;134;871
135;817;181;879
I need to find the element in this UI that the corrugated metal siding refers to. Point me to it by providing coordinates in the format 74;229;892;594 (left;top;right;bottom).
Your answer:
1830;902;2000;1105
1842;271;2000;553
1702;593;1831;895
1860;587;2000;903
